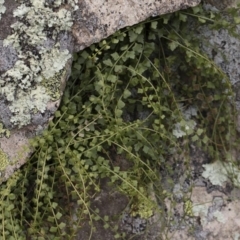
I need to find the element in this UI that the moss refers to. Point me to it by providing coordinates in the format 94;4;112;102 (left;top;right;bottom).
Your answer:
41;69;66;101
0;149;9;171
0;123;10;138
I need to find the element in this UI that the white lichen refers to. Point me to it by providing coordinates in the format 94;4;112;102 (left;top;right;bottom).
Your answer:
31;0;45;8
173;119;196;138
0;0;6;21
13;4;31;18
172;105;197;138
233;232;240;240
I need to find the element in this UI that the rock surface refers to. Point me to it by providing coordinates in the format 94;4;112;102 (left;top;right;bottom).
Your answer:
0;0;201;183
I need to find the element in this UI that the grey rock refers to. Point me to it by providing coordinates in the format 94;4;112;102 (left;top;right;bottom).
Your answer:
0;41;18;73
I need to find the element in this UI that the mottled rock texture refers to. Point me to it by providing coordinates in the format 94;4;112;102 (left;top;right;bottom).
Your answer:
72;0;201;51
0;0;201;182
205;0;239;10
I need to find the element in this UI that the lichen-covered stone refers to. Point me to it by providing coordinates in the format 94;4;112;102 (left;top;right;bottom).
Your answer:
1;1;74;127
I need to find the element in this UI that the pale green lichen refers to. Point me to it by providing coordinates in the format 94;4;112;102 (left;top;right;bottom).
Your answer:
213;210;226;223
0;0;6;21
0;0;78;127
0;149;9;171
9;86;50;126
172;119;196;138
13;4;31;18
192;204;209;226
233;232;240;240
41;47;71;79
202;161;240;187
